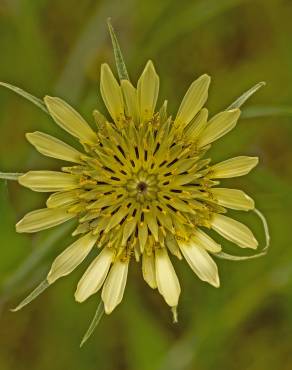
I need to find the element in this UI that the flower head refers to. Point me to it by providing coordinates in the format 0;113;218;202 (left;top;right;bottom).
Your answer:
15;56;260;315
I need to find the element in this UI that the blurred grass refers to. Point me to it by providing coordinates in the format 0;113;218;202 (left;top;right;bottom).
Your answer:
1;0;292;369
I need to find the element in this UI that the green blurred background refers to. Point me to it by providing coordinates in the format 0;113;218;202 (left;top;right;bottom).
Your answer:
0;0;292;369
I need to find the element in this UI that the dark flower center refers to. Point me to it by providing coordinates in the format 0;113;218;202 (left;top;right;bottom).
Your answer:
137;181;148;193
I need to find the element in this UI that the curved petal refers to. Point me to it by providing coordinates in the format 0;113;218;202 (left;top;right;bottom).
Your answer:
197;109;241;147
211;214;258;249
211;188;255;211
26;131;83;163
18;171;79;192
75;247;115;302
183;108;208;140
155;248;181;307
192;228;221;253
44;96;97;144
137;60;159;122
121;80;139;123
16;207;73;233
210;156;259;178
100;63;125;124
178;240;220;287
175;74;210;129
142;252;157;289
101;259;129;314
46;190;80;208
47;232;98;284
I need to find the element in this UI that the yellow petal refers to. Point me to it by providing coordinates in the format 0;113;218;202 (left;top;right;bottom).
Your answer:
75;247;115;302
211;188;255;211
183;108;208;140
144;211;159;242
18;171;79;192
47;232;97;284
100;63;124;124
44;96;97;144
178;240;220;287
197;109;241;147
210;156;259;178
137;60;159;122
46;190;80;208
102;259;129;314
121;218;137;246
138;222;148;253
16;207;73;233
142;253;157;289
26;131;82;163
175;74;210;129
155;248;181;307
211;214;258;249
192;229;221;253
121;80;139;123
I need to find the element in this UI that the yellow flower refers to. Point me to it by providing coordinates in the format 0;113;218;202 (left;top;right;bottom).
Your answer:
14;56;261;315
0;23;269;344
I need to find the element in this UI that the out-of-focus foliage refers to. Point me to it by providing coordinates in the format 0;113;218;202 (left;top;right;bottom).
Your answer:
0;0;292;369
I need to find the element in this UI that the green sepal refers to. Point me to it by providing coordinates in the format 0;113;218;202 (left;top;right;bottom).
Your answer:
227;81;266;110
0;82;48;114
80;300;105;347
0;172;23;181
214;208;270;261
107;18;129;82
11;279;50;312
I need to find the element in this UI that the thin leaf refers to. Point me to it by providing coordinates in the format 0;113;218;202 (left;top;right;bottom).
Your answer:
214;208;270;261
10;279;49;312
0;82;48;113
107;18;129;81
226;82;266;110
0;172;23;181
80;300;104;347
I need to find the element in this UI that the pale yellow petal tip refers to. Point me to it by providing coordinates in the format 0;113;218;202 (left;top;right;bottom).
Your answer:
100;63;116;80
145;59;156;70
253;157;259;166
225;108;242;120
200;73;211;84
250;237;259;250
17;173;27;186
15;220;24;233
44;95;54;105
101;63;111;72
46;272;55;285
25;132;33;142
212;276;220;288
148;281;158;289
104;304;114;315
74;292;85;303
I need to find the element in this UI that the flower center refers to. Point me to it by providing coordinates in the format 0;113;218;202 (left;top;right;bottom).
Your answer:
137;181;148;193
126;171;158;202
